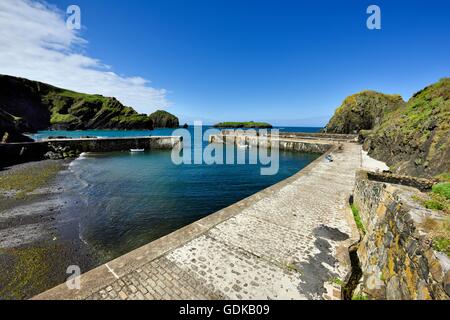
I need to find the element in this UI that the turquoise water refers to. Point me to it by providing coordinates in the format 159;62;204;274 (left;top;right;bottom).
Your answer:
36;127;321;261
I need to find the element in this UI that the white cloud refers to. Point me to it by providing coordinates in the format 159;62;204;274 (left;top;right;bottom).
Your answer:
0;0;170;114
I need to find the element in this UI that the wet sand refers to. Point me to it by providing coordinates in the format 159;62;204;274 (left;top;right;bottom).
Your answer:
0;160;98;299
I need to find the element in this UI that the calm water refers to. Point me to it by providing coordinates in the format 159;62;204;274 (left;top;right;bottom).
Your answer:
34;127;321;261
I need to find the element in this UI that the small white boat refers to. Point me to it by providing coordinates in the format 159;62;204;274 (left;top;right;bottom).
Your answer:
237;144;249;149
130;148;145;152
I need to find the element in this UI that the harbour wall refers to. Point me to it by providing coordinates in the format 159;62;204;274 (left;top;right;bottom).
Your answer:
209;133;332;154
0;136;182;168
218;130;358;142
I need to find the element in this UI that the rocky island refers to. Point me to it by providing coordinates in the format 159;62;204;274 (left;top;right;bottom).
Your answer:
213;121;272;129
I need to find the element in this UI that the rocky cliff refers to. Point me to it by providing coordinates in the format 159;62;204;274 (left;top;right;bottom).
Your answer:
364;79;450;178
324;91;405;134
0;75;179;139
325;79;450;179
148;110;179;128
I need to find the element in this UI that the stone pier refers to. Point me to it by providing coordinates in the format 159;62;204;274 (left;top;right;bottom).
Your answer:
0;136;182;167
34;135;379;300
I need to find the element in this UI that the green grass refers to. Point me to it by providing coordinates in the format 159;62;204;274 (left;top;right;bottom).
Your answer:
432;183;450;200
351;204;366;234
413;183;450;213
432;237;450;256
330;277;344;286
423;199;445;211
213;121;273;128
50;112;78;124
55;90;108;103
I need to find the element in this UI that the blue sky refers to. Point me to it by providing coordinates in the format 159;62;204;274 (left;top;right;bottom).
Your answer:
1;0;449;126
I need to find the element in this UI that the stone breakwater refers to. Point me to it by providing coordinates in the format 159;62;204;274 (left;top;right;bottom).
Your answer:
353;171;449;300
209;132;333;154
34;135;370;300
0;136;182;167
218;130;358;142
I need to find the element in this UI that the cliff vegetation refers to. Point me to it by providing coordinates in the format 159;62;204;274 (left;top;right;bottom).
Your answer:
213;121;273;128
325;79;450;179
0;75;179;140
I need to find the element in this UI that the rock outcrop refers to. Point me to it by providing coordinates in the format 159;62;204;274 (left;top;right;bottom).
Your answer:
0;108;33;142
148;110;179;128
324;91;405;134
325;79;450;179
364;79;450;178
0;75;179;141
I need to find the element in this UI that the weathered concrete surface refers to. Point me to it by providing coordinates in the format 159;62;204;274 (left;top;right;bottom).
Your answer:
34;138;366;300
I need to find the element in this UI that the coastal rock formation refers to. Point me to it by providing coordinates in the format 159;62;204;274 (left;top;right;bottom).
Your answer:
0;75;179;140
364;79;450;178
325;79;450;179
148;110;179;128
324;91;405;134
0;108;33;142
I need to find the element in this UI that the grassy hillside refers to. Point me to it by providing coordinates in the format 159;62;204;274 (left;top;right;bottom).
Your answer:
42;90;152;130
0;75;178;138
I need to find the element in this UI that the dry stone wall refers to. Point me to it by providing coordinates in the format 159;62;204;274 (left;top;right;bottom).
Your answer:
353;171;449;300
